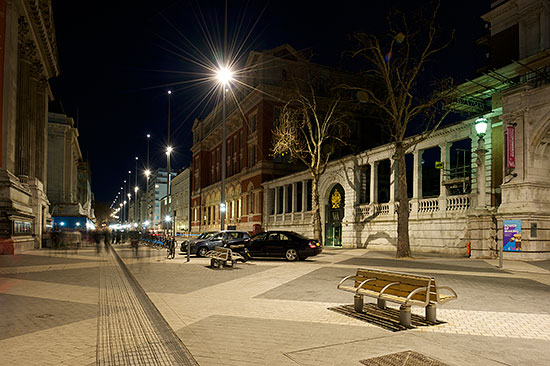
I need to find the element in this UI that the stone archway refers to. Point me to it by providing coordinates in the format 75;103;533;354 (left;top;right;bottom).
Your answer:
325;184;345;247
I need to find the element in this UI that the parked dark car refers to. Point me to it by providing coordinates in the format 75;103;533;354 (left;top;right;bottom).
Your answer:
247;231;321;261
180;231;217;254
187;230;250;257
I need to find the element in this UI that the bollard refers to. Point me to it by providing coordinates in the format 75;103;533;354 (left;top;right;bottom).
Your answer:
399;304;411;328
187;242;190;262
354;295;364;313
377;298;387;309
425;303;437;323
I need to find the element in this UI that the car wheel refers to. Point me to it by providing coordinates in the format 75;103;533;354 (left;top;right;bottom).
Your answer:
197;247;208;257
285;248;299;261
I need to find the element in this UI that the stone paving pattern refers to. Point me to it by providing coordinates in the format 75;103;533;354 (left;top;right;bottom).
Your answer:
0;244;549;365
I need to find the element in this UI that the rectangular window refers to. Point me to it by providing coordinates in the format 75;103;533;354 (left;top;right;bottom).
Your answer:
273;106;281;128
249;114;257;133
277;186;284;214
296;182;302;212
286;185;292;213
248;144;257;168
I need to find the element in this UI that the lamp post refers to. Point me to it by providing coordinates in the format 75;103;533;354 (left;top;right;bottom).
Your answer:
135;157;139;225
216;66;233;231
122;181;126;224
127;170;132;224
167;90;173;238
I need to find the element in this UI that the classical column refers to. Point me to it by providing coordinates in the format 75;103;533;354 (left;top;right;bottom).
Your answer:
438;143;449;211
302;180;308;213
282;185;288;220
274;186;279;216
476;137;487;209
15;21;35;178
369;161;378;204
412;150;423;213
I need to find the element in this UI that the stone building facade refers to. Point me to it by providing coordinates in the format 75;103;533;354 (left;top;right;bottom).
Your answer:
47;112;93;222
262;0;550;260
0;0;58;253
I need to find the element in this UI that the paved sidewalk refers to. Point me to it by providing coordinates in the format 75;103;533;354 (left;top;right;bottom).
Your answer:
1;244;549;365
114;245;550;366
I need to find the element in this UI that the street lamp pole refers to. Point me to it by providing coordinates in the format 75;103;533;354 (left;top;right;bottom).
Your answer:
167;91;172;236
128;171;132;224
122;181;126;224
135;157;139;224
220;86;226;231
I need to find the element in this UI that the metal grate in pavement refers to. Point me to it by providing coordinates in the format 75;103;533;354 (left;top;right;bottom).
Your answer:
96;245;198;365
328;304;445;332
360;350;450;365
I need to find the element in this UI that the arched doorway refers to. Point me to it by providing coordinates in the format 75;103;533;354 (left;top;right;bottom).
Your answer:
325;184;344;247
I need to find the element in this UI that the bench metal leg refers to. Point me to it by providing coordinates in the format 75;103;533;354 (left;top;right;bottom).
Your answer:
425;303;437;323
354;295;364;313
377;298;387;309
399;304;411;328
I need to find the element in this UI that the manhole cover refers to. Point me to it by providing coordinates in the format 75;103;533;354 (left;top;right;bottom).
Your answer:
36;314;54;319
360;350;450;366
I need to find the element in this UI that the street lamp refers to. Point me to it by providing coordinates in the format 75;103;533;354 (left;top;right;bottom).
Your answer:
135;157;139;224
216;65;234;231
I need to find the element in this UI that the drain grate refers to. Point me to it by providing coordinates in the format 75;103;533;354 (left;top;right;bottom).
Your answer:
360;350;450;365
328;304;445;332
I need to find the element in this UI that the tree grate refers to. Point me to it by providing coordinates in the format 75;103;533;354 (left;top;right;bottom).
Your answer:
328;304;445;332
360;350;450;366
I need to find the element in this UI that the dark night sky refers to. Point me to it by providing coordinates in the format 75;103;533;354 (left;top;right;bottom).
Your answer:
49;0;490;205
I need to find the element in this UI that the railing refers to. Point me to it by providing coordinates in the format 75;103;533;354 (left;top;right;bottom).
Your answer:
374;203;390;215
418;198;439;213
446;195;471;211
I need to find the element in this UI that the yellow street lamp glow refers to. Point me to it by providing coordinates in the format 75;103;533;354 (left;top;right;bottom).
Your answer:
216;66;233;85
145;169;151;178
134;186;139;193
166;146;173;156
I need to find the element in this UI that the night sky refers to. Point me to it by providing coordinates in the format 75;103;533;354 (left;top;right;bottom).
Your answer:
50;0;490;205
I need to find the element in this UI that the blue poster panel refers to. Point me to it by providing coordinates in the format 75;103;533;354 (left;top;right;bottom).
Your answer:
503;220;522;252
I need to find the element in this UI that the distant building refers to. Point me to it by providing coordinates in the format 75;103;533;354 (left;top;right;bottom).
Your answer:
47;112;94;227
171;168;191;233
144;168;176;229
0;1;59;253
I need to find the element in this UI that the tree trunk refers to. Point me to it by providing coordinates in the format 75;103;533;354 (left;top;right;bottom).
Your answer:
312;176;323;247
396;143;411;258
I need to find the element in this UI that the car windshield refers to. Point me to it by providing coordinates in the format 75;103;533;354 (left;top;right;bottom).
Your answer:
198;232;215;239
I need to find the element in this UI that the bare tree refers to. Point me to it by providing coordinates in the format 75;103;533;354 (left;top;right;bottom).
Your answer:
272;76;351;246
349;3;454;257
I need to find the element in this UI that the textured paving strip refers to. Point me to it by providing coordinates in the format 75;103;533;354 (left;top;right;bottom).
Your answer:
96;245;198;365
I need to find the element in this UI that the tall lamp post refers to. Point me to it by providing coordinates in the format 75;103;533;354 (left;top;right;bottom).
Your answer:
167;90;173;237
135;157;139;225
127;170;132;224
122;181;126;224
216;66;233;231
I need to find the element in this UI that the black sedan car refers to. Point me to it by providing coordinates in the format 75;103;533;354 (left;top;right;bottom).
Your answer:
247;231;321;261
188;230;250;257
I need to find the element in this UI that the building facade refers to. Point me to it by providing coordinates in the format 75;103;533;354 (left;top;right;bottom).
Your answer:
47;112;94;225
171;167;190;234
190;44;369;234
143;168;175;230
0;0;59;253
262;0;550;260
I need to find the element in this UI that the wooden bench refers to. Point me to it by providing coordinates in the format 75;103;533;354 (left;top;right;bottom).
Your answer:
337;268;457;327
205;247;243;268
